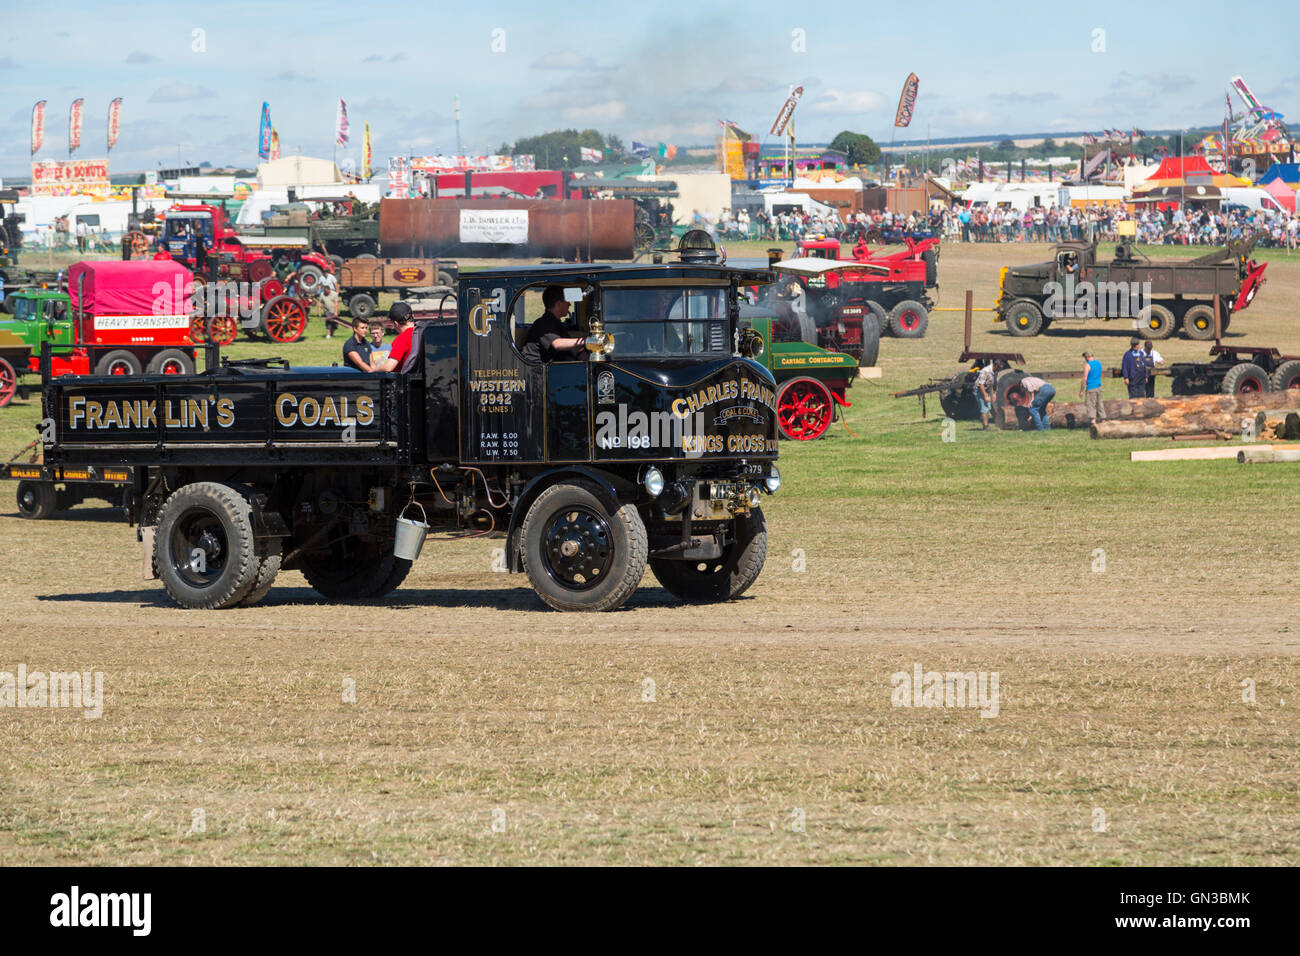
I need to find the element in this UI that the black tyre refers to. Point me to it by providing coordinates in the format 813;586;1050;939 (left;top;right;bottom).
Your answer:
995;369;1029;429
858;309;881;367
328;255;345;272
356;253;378;261
436;270;455;288
1138;302;1176;340
16;480;56;519
236;547;282;607
521;481;647;612
146;348;194;376
887;299;929;338
1004;299;1043;336
1221;362;1270;395
922;249;937;286
295;263;325;297
94;349;143;376
1183;303;1219;341
348;292;376;320
938;368;980;419
866;300;888;339
650;507;767;603
300;542;411;599
153;482;261;609
1270;359;1300;392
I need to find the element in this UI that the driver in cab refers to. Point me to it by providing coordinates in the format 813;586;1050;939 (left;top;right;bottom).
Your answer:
522;286;587;362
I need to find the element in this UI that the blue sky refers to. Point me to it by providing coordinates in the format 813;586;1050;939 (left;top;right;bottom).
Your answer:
2;0;1295;177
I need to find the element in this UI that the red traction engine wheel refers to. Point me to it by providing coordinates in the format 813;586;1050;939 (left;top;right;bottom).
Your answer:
262;296;307;343
776;376;834;441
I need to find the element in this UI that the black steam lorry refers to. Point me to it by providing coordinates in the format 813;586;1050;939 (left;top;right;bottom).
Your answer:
38;235;782;612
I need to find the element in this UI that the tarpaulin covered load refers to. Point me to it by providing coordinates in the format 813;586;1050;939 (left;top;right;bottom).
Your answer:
68;260;193;315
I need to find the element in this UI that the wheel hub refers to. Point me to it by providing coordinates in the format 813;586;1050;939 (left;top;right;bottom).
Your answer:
542;508;612;590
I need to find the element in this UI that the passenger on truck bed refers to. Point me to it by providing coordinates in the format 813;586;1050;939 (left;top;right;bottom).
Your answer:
342;317;373;372
522;285;587;363
373;302;416;372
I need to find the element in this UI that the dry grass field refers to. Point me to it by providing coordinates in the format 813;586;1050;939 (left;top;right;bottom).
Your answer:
0;240;1296;864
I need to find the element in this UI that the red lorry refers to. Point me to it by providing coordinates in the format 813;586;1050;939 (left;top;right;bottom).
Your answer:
792;235;939;338
0;260;198;377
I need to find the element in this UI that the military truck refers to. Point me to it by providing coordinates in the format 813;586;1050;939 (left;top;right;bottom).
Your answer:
995;231;1268;340
38;234;781;612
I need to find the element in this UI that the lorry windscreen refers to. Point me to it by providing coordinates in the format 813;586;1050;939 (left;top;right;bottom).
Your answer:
602;287;730;357
11;297;35;321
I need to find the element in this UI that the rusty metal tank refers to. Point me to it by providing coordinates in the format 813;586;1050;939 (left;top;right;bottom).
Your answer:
379;199;634;260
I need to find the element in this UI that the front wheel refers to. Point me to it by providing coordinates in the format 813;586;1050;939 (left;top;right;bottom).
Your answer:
521;481;647;612
1004;299;1043;336
0;356;16;408
262;296;307;343
650;508;767;603
887;299;929;338
776;376;834;440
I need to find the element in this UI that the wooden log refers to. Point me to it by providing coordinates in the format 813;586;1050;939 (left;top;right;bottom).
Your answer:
1132;445;1275;462
1049;392;1298;431
1091;410;1266;440
1238;448;1300;463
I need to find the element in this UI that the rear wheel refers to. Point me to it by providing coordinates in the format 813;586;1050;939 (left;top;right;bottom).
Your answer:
300;541;412;599
858;309;881;367
348;292;377;320
776;377;834;440
650;508;767;603
995;370;1028;429
1221;362;1270;395
94;350;142;376
1004;299;1043;336
1271;360;1300;392
0;356;16;408
521;481;647;612
1138;303;1177;340
153;482;262;609
146;349;194;375
16;480;56;519
236;546;283;607
1183;303;1219;340
888;299;929;338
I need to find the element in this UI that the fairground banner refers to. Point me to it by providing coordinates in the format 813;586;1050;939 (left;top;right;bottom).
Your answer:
362;121;372;179
407;155;535;174
31;158;111;196
387;156;410;198
69;98;84;154
107;97;123;151
769;86;803;137
31;100;47;155
336;98;349;148
894;73;919;128
258;102;272;160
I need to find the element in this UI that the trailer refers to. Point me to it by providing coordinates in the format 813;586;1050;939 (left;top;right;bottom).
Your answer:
337;256;459;323
3;458;132;519
38;234;781;612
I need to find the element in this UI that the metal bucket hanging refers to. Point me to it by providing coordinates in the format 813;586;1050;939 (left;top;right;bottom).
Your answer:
393;500;429;561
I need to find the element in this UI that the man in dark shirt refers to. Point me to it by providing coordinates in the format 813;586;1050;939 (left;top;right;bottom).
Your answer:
342;317;372;371
1120;338;1147;399
522;286;586;363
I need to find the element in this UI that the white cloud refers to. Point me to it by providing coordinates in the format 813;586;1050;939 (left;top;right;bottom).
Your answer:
564;100;626;123
808;89;884;115
532;51;584;70
148;82;215;103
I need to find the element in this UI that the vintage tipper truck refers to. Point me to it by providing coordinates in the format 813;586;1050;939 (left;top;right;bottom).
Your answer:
38;238;782;612
995;232;1268;340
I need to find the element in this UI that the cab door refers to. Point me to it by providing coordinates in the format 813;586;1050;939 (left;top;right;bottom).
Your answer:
41;298;76;352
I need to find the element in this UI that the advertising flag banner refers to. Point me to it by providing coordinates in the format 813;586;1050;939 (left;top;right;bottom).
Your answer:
32;100;47;155
769;86;803;137
270;129;281;160
258;103;272;159
894;73;919;128
362;122;372;179
336;98;350;147
107;97;123;151
69;98;84;154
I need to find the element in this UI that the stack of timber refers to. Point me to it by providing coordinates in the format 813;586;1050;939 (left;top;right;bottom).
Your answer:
1075;391;1300;439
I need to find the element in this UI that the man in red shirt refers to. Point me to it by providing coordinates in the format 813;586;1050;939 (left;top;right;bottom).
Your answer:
374;302;415;372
